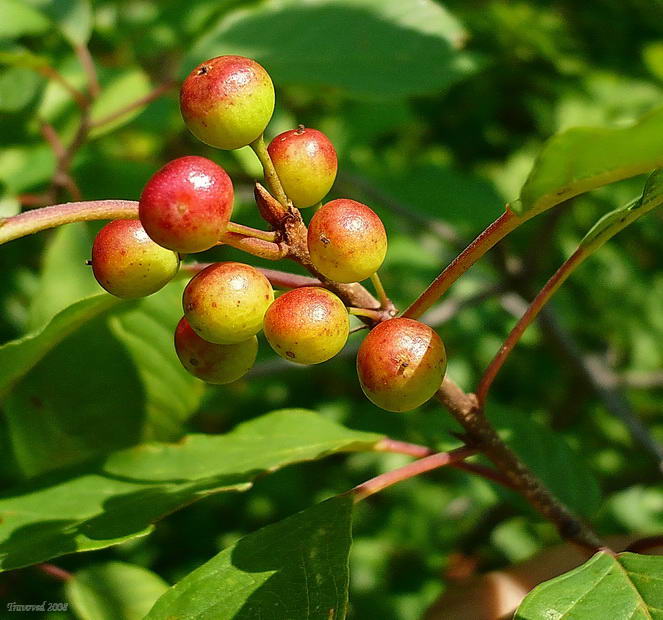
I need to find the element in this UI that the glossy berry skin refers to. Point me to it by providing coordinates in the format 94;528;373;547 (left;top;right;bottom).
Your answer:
180;55;275;150
174;317;258;384
263;287;349;365
357;318;447;413
183;262;274;344
91;219;179;298
139;156;233;254
308;199;387;283
267;127;337;208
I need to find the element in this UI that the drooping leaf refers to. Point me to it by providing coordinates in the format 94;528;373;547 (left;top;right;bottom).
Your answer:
515;551;663;619
0;410;380;570
146;495;354;620
188;0;475;98
488;405;601;517
515;105;663;216
0;294;121;400
89;69;153;138
66;561;169;620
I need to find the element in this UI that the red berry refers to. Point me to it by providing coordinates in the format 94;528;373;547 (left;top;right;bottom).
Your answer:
174;317;257;384
267;127;337;208
91;219;179;298
183;262;274;344
308;199;387;283
263;287;349;365
139;156;233;254
180;55;275;150
357;318;447;412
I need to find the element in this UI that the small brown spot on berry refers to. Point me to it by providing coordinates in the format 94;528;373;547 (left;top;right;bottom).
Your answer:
197;66;209;76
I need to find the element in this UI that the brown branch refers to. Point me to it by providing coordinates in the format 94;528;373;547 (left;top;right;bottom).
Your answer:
36;563;73;582
74;43;100;98
436;377;603;552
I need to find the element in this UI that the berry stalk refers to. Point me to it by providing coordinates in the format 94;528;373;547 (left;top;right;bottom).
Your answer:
250;134;289;206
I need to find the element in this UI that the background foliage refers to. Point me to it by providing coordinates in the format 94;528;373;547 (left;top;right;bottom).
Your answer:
0;0;662;618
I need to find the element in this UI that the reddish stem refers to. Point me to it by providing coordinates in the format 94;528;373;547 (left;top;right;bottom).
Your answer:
352;446;478;502
403;209;523;319
476;249;585;406
36;563;72;582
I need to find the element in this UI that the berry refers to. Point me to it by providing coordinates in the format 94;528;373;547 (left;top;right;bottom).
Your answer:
183;262;274;344
139;156;233;254
174;317;258;384
180;55;275;150
91;219;179;298
263;287;349;364
267;127;337;208
307;199;387;283
356;318;447;412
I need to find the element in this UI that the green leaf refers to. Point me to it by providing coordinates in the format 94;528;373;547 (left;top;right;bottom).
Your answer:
488;406;601;517
0;410;380;570
515;551;663;619
580;169;663;249
0;66;43;112
0;294;121;400
89;69;153;138
146;495;353;620
515;105;663;215
0;0;50;39
5;280;203;476
24;0;93;46
188;0;475;98
66;561;169;620
27;223;101;330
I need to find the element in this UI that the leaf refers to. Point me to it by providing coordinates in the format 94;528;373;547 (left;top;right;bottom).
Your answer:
66;561;169;620
188;0;475;98
5;280;203;476
146;495;353;620
0;410;380;571
0;0;50;39
27;223;101;330
0;66;43;112
515;105;663;216
580;169;663;249
515;551;663;619
0;294;121;400
488;406;601;517
24;0;93;46
89;69;153;138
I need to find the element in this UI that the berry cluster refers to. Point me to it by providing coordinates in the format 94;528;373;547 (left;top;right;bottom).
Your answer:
90;55;447;411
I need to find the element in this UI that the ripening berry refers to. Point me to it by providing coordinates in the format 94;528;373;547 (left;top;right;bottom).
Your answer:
180;55;275;150
263;287;349;365
267;127;337;208
139;156;233;254
357;318;447;412
307;199;387;283
91;219;179;298
174;317;258;384
183;262;274;344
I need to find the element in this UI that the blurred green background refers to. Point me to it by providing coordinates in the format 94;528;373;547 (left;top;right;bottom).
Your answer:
1;0;662;618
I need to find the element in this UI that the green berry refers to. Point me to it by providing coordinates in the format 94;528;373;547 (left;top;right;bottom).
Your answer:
263;287;349;365
139;156;234;254
91;219;179;298
267;127;337;208
356;318;447;412
180;55;275;150
307;198;387;283
174;317;258;384
183;262;274;344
